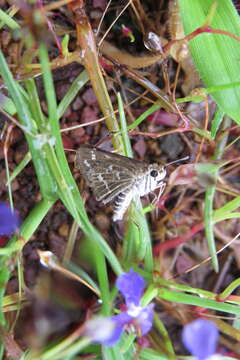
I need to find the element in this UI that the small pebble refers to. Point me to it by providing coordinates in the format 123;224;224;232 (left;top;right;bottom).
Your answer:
58;223;69;237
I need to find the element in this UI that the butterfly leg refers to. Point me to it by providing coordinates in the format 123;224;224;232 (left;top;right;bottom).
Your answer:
151;182;166;219
150;192;158;205
156;182;166;204
149;182;166;205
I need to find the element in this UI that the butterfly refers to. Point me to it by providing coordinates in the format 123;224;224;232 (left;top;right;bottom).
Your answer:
75;144;167;221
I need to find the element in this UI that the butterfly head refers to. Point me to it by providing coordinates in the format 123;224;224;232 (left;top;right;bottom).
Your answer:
147;164;167;192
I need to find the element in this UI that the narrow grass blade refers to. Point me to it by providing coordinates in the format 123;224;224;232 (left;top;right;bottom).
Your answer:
0;8;20;30
0;51;58;199
118;93;153;271
57;70;89;118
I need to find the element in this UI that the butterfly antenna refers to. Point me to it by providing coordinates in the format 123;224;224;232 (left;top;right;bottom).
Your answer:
165;156;189;167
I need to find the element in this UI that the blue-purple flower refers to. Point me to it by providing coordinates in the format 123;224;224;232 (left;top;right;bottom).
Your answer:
0;202;20;236
182;319;219;360
102;269;154;347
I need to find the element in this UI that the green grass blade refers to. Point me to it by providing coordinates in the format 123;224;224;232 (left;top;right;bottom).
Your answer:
6;153;31;185
204;184;218;271
213;196;240;222
25;79;46;131
118;93;133;157
0;51;58;199
117;93;153;271
211;107;225;139
0;92;16;115
139;348;169;360
158;288;240;315
203;116;231;272
57;70;89;118
219;278;240;301
115;100;162;135
0;8;20;30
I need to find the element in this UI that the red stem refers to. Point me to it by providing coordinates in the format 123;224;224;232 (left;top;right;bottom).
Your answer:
153;222;204;255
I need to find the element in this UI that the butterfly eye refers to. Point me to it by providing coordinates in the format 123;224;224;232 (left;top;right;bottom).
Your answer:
150;169;159;178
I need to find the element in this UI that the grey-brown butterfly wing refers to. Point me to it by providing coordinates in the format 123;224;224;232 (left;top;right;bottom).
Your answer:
75;145;148;171
75;145;148;204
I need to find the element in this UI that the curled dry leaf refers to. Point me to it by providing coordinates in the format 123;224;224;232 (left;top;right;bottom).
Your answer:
169;164;217;187
169;164;197;186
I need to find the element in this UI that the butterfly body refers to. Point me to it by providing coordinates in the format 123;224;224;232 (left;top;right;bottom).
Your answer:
75;145;166;221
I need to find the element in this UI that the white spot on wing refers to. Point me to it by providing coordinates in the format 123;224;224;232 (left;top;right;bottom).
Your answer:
115;172;121;180
97;174;109;190
91;151;96;160
84;160;91;167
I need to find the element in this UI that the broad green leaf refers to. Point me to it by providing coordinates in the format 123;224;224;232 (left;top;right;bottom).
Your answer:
179;0;240;124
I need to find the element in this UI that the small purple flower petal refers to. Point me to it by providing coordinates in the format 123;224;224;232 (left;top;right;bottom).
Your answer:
116;269;145;307
136;303;154;335
97;270;154;347
182;319;219;360
0;202;20;236
103;313;132;347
